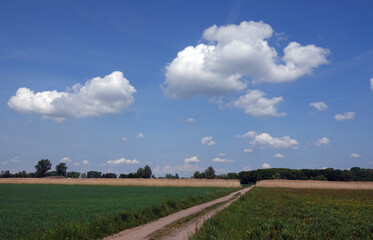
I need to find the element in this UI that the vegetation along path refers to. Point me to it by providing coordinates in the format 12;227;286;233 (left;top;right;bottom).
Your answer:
103;186;253;240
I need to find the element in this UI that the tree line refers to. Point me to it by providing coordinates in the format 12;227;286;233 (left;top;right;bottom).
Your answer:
1;159;373;183
220;167;373;184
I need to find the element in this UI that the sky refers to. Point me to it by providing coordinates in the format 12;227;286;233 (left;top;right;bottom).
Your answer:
1;0;373;177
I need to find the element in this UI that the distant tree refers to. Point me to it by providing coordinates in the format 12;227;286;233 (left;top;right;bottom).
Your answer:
272;173;281;179
144;165;152;178
80;173;87;178
311;175;327;181
102;173;117;178
87;171;102;178
165;173;179;179
136;167;145;178
14;170;27;178
56;163;67;176
67;171;81;178
193;171;204;179
35;159;52;177
204;166;216;179
1;170;11;178
46;171;57;176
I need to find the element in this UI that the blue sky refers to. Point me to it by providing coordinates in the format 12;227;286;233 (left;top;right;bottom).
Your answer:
1;0;372;177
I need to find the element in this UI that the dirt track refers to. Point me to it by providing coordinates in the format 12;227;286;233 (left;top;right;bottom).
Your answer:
103;186;253;240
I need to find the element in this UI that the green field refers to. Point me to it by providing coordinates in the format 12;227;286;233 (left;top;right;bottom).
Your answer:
0;184;234;240
192;187;373;240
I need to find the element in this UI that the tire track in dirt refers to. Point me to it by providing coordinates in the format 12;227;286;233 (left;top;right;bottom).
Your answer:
102;186;253;240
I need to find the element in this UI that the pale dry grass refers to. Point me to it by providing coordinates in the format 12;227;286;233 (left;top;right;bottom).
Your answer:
256;179;373;189
0;178;241;188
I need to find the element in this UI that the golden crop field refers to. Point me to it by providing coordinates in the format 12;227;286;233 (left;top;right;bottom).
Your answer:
256;179;373;189
0;178;241;188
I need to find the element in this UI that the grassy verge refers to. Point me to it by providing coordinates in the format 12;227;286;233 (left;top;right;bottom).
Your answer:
191;187;373;240
0;184;237;240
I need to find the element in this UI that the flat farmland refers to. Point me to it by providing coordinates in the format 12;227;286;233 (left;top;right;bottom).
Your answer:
192;187;373;240
0;184;235;240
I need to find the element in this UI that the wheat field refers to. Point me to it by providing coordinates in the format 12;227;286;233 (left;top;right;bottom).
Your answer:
256;179;373;189
0;178;241;188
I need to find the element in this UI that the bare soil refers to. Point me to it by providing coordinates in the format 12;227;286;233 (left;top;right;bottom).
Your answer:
102;186;253;240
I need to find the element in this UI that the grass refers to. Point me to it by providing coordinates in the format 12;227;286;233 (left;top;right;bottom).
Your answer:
0;184;237;240
191;187;373;240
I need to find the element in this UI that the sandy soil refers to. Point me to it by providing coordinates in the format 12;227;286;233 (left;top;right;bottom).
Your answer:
102;186;253;240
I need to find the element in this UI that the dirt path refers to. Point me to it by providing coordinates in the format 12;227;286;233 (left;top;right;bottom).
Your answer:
103;186;253;240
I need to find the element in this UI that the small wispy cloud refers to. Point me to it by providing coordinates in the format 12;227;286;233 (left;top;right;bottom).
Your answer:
184;156;200;163
137;133;145;139
309;101;328;112
314;137;330;147
335;112;355;121
201;136;216;146
186;118;195;123
350;153;361;158
60;157;71;163
212;157;234;163
262;163;271;169
107;158;140;165
273;153;284;158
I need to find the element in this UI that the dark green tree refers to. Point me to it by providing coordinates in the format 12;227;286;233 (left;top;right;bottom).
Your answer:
102;173;117;178
67;171;81;178
35;159;52;177
87;171;102;178
204;166;216;179
56;163;67;176
193;171;204;179
144;165;152;178
136;167;145;178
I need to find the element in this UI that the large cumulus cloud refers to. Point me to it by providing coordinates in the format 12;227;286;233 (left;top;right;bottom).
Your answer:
8;71;136;122
164;21;329;99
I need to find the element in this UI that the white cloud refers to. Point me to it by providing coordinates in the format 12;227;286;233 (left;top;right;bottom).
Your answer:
186;118;195;123
8;71;136;122
231;89;285;117
137;133;145;139
309;101;328;112
217;153;226;156
153;163;203;173
82;160;90;165
163;21;329;98
107;158;140;165
236;131;257;138
350;153;361;158
121;137;128;142
60;157;72;163
243;166;252;171
319;167;328;170
212;157;234;163
314;137;330;147
10;156;20;163
370;78;373;92
273;153;284;158
201;136;216;146
262;163;271;169
243;148;253;153
184;156;200;163
73;163;80;166
239;131;299;149
335;112;355;121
